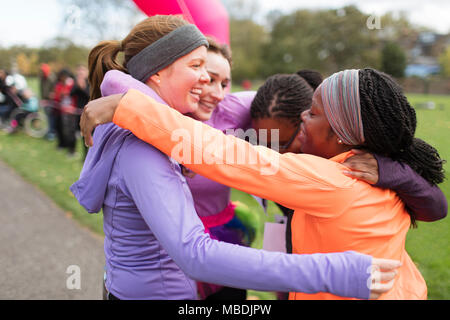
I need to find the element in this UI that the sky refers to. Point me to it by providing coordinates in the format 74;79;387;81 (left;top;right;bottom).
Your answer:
0;0;449;48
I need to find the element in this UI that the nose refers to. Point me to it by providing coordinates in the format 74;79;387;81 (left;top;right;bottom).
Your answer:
199;68;210;84
301;109;308;122
211;83;225;101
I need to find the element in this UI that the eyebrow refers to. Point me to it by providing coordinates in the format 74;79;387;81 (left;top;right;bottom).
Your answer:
207;70;230;82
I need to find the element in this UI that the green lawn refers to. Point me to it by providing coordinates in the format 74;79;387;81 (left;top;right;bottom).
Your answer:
0;92;448;299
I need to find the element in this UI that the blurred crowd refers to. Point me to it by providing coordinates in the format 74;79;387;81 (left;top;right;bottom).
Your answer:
0;63;89;159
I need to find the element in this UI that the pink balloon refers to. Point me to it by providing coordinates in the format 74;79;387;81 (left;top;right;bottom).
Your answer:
132;0;229;45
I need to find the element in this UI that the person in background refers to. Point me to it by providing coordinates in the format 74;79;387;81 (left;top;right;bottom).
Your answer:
39;63;56;140
0;69;15;124
52;69;75;154
6;64;28;94
70;64;90;159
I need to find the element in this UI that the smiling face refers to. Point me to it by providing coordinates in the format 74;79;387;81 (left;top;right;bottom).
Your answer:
147;45;210;114
298;85;350;158
190;51;231;121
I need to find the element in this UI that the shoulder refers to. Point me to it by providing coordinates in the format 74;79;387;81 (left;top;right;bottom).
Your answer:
211;91;256;130
218;91;256;113
119;134;169;164
117;134;182;178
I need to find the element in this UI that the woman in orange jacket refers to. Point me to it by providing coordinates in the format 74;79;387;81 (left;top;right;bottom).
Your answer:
80;68;446;299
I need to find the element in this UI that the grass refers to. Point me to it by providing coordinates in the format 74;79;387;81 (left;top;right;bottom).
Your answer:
0;88;448;299
402;93;450;300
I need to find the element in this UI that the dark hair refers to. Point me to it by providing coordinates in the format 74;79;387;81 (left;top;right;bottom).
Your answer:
206;36;232;67
250;73;313;126
57;69;73;82
358;68;445;222
296;69;323;90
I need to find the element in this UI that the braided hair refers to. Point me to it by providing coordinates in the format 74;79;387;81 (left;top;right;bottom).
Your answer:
250;73;314;126
296;69;323;90
358;68;445;186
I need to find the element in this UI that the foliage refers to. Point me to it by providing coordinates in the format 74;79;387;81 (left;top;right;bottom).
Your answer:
1;3;447;83
229;18;269;82
0;39;90;76
381;41;407;78
439;46;450;77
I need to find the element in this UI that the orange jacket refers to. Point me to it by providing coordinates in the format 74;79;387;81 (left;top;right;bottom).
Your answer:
113;89;427;300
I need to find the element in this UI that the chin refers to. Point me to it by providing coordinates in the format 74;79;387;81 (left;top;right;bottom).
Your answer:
193;110;213;121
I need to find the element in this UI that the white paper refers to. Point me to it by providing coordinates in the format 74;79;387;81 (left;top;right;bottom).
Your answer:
262;222;286;253
251;195;268;215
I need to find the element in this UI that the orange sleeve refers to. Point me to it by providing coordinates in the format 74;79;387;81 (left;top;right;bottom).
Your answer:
113;89;356;217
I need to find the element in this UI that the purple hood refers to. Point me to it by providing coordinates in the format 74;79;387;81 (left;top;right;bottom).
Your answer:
70;70;163;213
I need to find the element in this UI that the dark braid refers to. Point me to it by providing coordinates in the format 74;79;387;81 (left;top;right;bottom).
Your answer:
296;69;323;90
358;68;445;185
250;74;313;126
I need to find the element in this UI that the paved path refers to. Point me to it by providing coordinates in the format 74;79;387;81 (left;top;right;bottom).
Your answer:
0;160;104;299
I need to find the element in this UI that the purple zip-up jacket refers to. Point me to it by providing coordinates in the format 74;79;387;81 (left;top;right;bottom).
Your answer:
70;70;373;300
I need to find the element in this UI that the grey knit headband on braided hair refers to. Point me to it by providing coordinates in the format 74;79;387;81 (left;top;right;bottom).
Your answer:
126;24;209;82
320;69;365;146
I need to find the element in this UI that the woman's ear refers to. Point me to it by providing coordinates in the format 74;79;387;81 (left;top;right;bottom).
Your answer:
146;73;161;87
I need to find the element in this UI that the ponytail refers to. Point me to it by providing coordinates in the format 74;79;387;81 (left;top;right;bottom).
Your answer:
358;68;445;186
395;138;445;185
88;40;126;100
87;16;189;101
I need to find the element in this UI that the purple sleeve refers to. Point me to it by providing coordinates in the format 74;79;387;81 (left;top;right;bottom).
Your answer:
374;154;448;222
218;91;256;130
100;70;159;98
119;137;372;298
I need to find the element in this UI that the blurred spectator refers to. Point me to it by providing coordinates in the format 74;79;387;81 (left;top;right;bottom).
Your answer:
6;64;28;93
7;88;39;133
241;79;252;90
52;69;76;155
0;69;24;125
39;64;56;140
0;69;12;123
70;64;90;159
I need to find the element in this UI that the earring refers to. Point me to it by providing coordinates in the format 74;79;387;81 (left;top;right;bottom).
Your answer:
337;139;343;144
156;79;161;83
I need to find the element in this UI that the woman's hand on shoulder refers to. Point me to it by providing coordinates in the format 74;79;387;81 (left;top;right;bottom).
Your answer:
342;149;379;184
80;93;124;147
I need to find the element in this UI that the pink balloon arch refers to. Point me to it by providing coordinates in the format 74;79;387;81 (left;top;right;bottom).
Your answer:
132;0;230;45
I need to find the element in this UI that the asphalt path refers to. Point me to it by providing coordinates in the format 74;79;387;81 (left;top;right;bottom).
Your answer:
0;160;104;299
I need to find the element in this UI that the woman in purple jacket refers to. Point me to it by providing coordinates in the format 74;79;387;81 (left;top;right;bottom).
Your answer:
71;15;401;300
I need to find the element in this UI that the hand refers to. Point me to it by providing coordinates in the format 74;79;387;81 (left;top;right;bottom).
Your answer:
80;93;123;147
342;149;379;184
368;258;401;299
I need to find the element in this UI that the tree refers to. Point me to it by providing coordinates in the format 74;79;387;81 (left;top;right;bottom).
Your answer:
261;6;381;78
229;18;268;82
381;42;407;78
59;0;145;44
439;46;450;77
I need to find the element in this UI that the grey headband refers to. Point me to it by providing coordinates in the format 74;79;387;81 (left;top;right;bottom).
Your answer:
127;24;208;82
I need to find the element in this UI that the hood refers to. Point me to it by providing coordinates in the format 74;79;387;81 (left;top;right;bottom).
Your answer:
70;124;131;213
70;70;165;213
